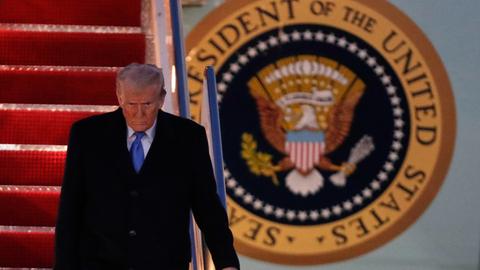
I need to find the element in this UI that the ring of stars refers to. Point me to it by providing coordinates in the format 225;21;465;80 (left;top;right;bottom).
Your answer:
219;29;408;223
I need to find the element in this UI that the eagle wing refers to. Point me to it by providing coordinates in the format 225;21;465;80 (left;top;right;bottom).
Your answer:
324;89;365;154
253;96;286;153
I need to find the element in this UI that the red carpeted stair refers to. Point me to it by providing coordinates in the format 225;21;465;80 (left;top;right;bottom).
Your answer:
0;30;145;66
0;229;54;268
0;0;141;26
0;67;118;105
0;187;59;227
0;0;145;267
0;108;102;145
0;149;65;186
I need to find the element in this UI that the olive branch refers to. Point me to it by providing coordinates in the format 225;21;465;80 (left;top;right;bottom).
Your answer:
241;133;280;185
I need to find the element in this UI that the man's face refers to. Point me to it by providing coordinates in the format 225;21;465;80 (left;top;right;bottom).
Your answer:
117;82;165;132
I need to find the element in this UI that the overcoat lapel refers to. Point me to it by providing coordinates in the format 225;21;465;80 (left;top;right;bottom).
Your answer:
109;108;137;178
108;109;176;179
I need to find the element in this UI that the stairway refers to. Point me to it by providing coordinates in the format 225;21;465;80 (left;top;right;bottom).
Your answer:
0;1;146;267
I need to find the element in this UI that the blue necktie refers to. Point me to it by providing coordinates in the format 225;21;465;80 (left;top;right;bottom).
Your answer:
131;132;145;173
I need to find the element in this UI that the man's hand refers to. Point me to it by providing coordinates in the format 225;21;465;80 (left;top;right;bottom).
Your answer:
222;267;238;270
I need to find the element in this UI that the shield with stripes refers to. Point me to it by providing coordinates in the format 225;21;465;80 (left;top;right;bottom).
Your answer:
285;130;325;174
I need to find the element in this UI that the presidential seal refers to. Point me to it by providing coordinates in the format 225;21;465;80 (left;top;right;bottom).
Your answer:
186;0;455;265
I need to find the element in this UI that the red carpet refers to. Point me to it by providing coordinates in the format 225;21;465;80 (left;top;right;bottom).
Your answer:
0;188;59;226
0;30;145;66
0;0;141;26
0;230;54;268
0;68;118;105
0;149;65;186
0;109;102;145
0;0;144;267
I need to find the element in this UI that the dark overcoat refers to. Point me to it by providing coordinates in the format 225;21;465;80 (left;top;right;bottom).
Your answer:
54;109;239;270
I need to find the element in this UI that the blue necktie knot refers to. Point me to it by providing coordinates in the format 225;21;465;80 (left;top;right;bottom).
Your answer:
131;132;145;173
134;132;145;141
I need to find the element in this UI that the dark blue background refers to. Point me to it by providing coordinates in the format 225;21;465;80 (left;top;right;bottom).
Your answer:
219;24;410;225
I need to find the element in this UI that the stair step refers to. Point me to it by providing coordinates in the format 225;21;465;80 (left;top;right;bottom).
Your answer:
0;146;65;186
0;187;59;227
0;30;145;66
0;228;54;268
0;105;113;145
0;0;141;26
0;66;118;105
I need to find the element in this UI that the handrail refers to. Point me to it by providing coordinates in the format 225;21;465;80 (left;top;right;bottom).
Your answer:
205;66;227;209
169;0;190;118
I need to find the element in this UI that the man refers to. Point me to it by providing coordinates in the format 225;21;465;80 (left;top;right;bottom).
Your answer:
54;63;240;270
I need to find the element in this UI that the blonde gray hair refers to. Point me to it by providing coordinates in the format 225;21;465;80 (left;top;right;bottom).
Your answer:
116;63;166;95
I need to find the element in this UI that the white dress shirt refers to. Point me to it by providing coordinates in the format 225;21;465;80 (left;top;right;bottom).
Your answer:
126;119;156;158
